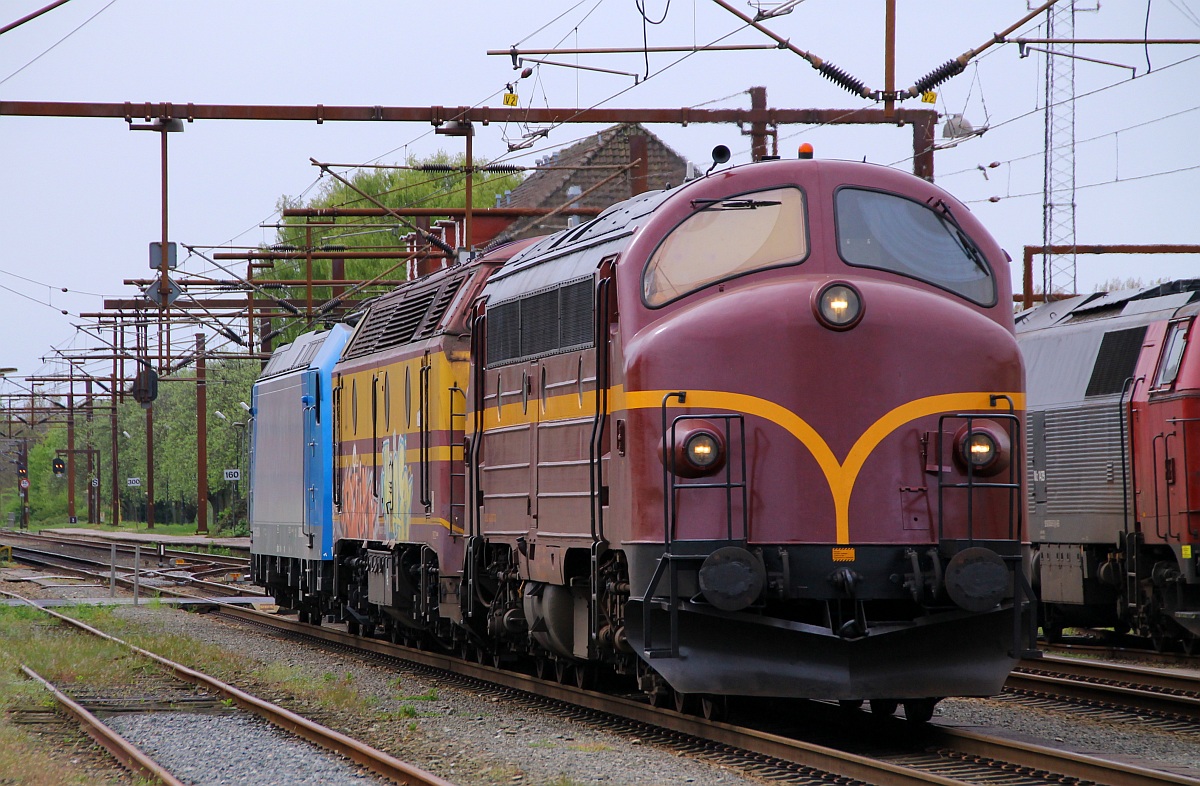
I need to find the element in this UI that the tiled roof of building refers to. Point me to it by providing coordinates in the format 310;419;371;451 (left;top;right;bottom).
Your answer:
492;123;688;243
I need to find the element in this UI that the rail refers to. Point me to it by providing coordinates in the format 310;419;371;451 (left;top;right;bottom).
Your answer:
210;601;1200;786
2;590;454;786
20;664;185;786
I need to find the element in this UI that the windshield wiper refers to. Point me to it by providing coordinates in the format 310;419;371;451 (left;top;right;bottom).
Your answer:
932;199;990;274
690;198;781;211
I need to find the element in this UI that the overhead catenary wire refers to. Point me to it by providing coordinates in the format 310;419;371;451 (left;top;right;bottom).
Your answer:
0;267;104;298
1166;0;1200;27
964;159;1200;204
887;48;1200;171
0;0;119;87
938;101;1200;180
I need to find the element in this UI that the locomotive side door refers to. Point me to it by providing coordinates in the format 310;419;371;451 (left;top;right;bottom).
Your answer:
478;349;536;548
1137;317;1195;545
1154;318;1197;544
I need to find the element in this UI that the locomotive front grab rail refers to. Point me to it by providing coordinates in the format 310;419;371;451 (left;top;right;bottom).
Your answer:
935;406;1022;545
643;393;748;659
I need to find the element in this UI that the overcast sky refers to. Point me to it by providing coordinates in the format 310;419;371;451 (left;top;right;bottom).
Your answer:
1;0;1197;389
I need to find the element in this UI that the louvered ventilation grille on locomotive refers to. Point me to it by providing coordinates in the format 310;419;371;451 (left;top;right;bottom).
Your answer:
261;351;289;377
559;279;594;348
521;289;559;357
260;336;327;379
487;301;521;364
414;278;463;340
1042;404;1127;515
342;276;463;360
486;277;595;367
293;337;325;370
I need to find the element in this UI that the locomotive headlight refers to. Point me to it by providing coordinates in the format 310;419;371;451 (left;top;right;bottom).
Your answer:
965;432;996;467
814;282;864;330
952;420;1011;477
660;421;727;478
685;432;720;468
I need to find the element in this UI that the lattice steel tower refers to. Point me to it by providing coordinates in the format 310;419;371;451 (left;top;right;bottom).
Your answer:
1042;3;1077;297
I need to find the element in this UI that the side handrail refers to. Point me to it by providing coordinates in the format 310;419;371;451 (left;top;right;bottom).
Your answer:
468;314;486;539
1164;430;1179;541
447;385;467;533
1152;433;1166;541
588;276;611;543
420;352;432;511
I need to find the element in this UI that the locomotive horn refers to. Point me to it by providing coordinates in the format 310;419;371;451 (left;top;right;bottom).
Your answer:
706;145;731;175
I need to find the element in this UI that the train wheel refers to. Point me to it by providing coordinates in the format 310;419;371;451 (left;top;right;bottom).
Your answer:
573;664;594;691
309;609;322;627
700;695;728;722
492;651;505;669
673;690;695;714
554;659;570;684
297;609;309;624
347;619;361;636
389;626;403;645
647;688;669;708
869;699;898;717
902;699;936;723
534;657;550;680
1184;637;1199;657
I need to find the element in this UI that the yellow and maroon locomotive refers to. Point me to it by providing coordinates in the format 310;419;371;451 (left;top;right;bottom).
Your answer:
253;149;1031;722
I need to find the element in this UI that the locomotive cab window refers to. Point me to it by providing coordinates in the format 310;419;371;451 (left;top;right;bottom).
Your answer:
642;186;808;306
1154;320;1190;389
835;188;996;306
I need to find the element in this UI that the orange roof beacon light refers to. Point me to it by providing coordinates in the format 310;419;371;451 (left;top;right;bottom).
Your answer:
798;142;814;159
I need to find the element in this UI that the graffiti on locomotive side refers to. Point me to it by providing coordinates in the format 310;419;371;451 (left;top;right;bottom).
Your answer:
339;445;376;541
380;432;414;541
336;436;415;542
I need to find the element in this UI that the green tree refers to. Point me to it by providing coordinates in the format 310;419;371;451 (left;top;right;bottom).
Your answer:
113;358;257;529
264;152;523;346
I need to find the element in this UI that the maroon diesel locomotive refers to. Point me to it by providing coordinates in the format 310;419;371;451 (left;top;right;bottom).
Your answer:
257;147;1032;722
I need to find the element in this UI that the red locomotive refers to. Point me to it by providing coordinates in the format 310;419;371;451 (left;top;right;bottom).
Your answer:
253;148;1032;722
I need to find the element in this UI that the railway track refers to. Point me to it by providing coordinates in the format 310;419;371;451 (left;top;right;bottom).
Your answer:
0;537;252;599
1009;653;1200;723
212;602;1200;786
1044;638;1200;669
0;529;249;568
1;589;451;786
8;533;1200;783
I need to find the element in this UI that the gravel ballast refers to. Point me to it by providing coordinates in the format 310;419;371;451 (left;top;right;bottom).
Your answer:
107;605;762;786
105;712;386;786
112;604;1200;784
6;569;1200;784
